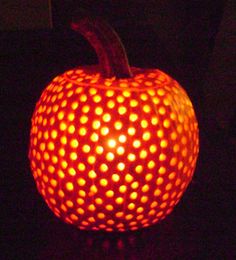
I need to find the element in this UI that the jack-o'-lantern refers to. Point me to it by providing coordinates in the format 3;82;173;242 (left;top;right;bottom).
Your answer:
29;18;199;232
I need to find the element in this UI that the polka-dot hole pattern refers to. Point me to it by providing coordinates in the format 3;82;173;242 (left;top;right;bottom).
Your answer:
29;66;199;232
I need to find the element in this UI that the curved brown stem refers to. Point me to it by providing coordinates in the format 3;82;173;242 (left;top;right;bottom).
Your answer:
71;17;132;79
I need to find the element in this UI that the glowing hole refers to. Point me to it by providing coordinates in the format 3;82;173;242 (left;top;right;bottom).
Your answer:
159;167;166;175
100;163;108;172
157;130;164;138
92;120;101;129
145;173;153;181
51;130;58;139
70;139;79;148
116;197;124;204
60;136;67;145
140;150;148;159
68;125;75;134
130;113;138;122
119;185;127;193
95;107;103;115
106;190;114;198
80;115;88;124
151;117;158;125
68;113;75;121
112;174;120;182
128;153;136;161
159;153;166;161
117;146;125;155
96;146;104;154
82;105;90;113
125;174;133;183
117;162;125;171
143;131;151;141
88;155;96;164
163;119;171;128
130;99;138;107
70;152;77;160
88;170;97;179
130;192;138;200
106;152;114;161
135;165;143;174
147;160;155;169
107;100;115;108
143;105;151;113
48;142;54;151
108;139;116;148
141;120;148;128
90;133;99;142
103;113;111;122
133;140;141;148
95;198;103;205
77;178;86;186
100;178;108;186
82;144;90;153
101;127;109;135
128;127;136;135
159;107;166;115
66;182;74;191
118;106;127;115
131;181;139;189
68;167;76;176
79;127;87;136
78;163;86;171
114;121;123;130
88;204;96;211
118;135;126;143
160;140;168;148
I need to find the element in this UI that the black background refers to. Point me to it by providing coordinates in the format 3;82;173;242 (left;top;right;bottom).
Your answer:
1;1;235;259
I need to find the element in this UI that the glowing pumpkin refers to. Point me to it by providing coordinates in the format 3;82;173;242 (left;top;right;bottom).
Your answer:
29;18;199;232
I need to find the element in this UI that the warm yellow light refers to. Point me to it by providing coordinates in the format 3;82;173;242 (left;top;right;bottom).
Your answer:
128;127;136;135
78;162;86;171
96;146;104;154
70;139;79;148
92;120;101;129
111;174;120;182
117;162;125;171
108;139;116;148
129;113;138;122
87;155;96;164
101;126;109;135
118;135;126;143
88;170;97;179
114;121;123;130
106;152;114;161
100;163;108;172
95;106;103;115
70;152;77;160
90;133;99;142
77;178;86;186
82;144;90;153
79;127;87;136
106;190;114;198
103;113;111;122
66;182;74;191
100;178;108;186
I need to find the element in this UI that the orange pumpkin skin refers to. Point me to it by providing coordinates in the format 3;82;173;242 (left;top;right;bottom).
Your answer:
29;65;199;232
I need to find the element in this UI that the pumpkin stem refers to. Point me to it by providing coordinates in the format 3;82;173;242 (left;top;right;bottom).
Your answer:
71;17;132;79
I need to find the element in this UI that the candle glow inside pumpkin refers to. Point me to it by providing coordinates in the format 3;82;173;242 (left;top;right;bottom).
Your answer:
29;65;199;232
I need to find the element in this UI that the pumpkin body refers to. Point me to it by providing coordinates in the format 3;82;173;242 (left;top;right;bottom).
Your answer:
29;66;199;232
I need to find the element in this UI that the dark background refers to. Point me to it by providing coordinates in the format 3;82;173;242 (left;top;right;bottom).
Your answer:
1;1;235;259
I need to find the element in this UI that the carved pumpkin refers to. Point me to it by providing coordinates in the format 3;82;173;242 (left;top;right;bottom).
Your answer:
29;18;199;232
